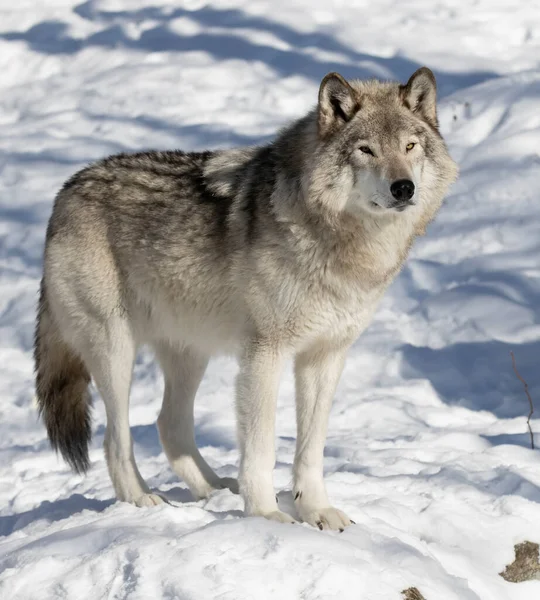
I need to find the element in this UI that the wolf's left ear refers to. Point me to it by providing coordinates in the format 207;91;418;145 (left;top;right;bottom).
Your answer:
400;67;438;129
318;72;360;138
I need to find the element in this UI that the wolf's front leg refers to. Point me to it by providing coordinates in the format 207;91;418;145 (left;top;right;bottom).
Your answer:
236;341;296;523
293;343;353;531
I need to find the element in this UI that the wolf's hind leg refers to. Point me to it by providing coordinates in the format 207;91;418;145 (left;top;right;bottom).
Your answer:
156;343;238;499
89;319;163;506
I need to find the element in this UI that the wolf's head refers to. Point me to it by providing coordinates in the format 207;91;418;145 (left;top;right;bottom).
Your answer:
311;67;457;218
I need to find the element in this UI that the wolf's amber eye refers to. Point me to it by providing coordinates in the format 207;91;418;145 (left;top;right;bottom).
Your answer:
406;142;416;152
359;146;374;156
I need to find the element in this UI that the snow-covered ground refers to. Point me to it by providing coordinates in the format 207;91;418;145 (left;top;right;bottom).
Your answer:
2;1;540;598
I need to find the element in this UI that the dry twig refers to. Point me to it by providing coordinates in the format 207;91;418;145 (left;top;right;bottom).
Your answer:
402;588;426;600
510;351;535;450
500;541;540;583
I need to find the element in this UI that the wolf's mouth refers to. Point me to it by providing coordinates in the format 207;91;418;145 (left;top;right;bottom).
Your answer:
394;204;409;212
370;200;412;212
392;201;414;212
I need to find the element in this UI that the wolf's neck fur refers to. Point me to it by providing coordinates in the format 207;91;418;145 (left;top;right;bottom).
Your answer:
283;114;425;278
205;112;431;286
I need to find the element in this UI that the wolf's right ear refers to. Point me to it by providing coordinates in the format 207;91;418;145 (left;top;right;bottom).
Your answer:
318;73;360;138
400;67;438;129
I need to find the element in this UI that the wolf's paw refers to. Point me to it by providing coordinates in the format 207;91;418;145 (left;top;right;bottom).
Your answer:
219;477;239;494
133;493;168;507
260;510;298;525
192;477;239;500
299;506;352;531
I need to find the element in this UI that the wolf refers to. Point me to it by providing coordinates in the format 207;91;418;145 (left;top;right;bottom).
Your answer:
34;67;457;530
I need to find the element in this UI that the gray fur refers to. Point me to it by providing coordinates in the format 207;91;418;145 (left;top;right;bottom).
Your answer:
34;68;457;524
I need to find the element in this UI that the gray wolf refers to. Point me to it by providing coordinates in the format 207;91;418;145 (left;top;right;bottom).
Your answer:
34;67;457;530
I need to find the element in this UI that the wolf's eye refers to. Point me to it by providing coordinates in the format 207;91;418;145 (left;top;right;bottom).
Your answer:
359;146;374;156
406;142;416;152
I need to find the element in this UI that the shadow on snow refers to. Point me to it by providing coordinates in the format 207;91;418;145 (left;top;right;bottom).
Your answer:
1;2;496;95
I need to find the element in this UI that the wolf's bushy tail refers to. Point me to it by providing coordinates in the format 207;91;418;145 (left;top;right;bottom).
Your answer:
34;282;92;473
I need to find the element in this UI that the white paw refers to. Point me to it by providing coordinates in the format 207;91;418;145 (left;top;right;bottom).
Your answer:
192;477;239;500
133;493;168;507
218;477;239;494
299;506;353;531
258;510;298;525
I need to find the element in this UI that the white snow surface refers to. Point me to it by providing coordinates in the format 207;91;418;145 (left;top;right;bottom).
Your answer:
2;1;540;598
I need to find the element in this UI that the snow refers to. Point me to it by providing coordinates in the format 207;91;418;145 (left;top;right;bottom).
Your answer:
2;0;540;598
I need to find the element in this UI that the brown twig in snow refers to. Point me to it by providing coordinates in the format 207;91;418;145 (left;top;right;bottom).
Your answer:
510;351;535;450
402;588;426;600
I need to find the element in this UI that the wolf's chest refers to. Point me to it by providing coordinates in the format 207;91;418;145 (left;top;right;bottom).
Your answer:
275;275;384;349
251;229;410;348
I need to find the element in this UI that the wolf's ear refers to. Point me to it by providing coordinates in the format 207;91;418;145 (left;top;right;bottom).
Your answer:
400;67;438;129
318;72;360;138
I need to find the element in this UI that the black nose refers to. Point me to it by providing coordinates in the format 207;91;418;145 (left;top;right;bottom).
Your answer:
390;179;415;203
